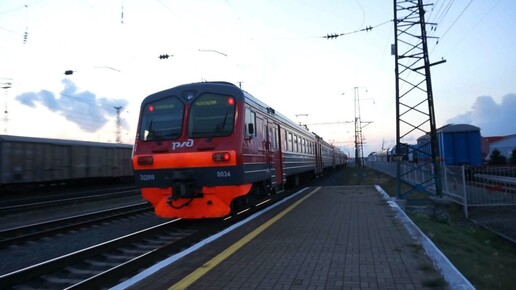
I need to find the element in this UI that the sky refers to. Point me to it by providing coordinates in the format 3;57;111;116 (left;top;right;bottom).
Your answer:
1;0;515;156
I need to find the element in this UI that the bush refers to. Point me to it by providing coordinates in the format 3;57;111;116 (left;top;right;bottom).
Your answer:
509;148;516;165
488;148;506;165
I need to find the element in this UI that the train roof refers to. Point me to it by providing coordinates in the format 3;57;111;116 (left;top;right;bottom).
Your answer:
143;81;244;103
243;90;314;134
242;87;341;151
148;81;319;138
417;124;481;141
0;135;133;149
143;81;344;153
437;124;480;133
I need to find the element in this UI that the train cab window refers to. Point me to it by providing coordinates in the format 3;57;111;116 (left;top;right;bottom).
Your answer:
189;93;235;138
140;96;184;141
245;107;256;137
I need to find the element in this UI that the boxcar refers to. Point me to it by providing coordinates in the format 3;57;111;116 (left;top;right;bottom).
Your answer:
0;135;133;189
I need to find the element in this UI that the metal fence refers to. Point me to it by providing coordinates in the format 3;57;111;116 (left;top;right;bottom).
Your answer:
365;161;516;217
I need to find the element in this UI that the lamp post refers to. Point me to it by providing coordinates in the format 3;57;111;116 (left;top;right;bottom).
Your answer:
1;79;12;134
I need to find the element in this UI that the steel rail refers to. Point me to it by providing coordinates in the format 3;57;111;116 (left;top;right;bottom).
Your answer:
0;189;140;213
0;202;151;248
0;219;183;288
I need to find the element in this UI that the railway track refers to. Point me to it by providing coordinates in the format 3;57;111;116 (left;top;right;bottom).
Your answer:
0;187;140;214
0;185;293;289
0;202;152;248
0;218;221;289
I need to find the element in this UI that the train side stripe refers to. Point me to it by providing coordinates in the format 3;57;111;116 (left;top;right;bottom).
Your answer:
133;151;237;169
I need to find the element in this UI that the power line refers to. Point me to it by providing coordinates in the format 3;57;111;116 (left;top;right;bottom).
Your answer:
438;0;474;43
322;19;392;40
443;0;502;51
59;93;124;110
432;0;456;25
306;121;353;126
428;0;477;55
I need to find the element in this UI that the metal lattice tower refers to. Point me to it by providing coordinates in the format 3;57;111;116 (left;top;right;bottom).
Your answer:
114;106;123;143
354;87;364;167
393;0;443;198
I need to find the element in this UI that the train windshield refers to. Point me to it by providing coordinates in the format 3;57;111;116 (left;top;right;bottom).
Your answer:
188;93;235;138
139;96;184;141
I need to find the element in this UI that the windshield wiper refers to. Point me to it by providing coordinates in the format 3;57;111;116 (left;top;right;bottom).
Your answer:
216;112;229;136
146;120;163;144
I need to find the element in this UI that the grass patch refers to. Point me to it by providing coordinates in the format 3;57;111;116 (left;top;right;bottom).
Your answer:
343;166;516;290
409;205;516;289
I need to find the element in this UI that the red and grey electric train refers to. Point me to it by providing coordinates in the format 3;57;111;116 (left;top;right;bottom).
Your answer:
132;82;347;219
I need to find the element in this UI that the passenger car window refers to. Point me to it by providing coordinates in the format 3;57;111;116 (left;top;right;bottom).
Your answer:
245;107;256;137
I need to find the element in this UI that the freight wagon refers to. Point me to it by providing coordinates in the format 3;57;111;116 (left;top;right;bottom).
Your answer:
0;135;133;191
417;124;482;166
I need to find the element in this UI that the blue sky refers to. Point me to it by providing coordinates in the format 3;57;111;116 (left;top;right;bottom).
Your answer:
1;0;515;156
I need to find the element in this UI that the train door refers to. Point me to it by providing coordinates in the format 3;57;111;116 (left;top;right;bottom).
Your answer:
315;137;323;176
265;120;283;192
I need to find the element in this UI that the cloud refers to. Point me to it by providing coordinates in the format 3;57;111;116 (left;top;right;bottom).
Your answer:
446;93;516;136
16;90;58;110
16;79;129;133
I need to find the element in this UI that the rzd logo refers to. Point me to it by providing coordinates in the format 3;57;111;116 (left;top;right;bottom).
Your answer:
172;139;194;150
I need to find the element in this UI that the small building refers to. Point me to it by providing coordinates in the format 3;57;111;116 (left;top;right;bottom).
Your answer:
481;136;504;160
486;134;516;160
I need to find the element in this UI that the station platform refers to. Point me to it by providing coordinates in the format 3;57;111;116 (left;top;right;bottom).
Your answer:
115;185;474;290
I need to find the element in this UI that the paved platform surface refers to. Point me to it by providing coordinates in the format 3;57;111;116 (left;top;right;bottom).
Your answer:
122;185;466;289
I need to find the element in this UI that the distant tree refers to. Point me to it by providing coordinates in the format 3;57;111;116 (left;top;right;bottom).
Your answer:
488;148;507;165
509;148;516;165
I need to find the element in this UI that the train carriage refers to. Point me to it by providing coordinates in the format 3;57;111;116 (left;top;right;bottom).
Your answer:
0;135;133;190
132;82;345;219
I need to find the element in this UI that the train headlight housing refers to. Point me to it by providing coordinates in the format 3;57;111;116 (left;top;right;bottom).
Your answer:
137;156;154;165
212;152;231;162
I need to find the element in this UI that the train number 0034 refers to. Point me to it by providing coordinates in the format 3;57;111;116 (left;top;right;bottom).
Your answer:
216;171;231;178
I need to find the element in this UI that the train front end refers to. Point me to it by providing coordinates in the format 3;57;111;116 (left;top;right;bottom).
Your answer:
132;82;250;219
